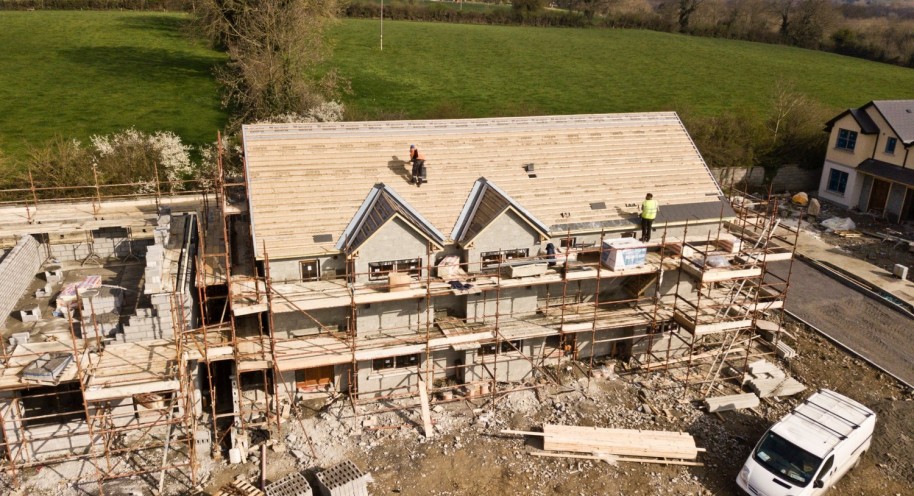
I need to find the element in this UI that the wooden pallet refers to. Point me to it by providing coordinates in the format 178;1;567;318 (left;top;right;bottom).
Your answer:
213;476;265;496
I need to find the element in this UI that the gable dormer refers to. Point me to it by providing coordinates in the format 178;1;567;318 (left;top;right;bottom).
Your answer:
452;178;549;272
337;184;444;282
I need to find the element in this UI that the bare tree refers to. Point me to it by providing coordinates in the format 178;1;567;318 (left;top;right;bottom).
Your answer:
678;0;705;31
195;0;347;125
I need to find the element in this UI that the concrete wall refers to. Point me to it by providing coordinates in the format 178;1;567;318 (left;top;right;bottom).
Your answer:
886;182;909;222
357;356;423;398
269;255;343;282
466;210;542;273
0;235;42;329
46;231;152;263
356;298;431;335
273;308;348;338
354;217;434;283
714;165;822;194
467;286;537;321
463;339;540;384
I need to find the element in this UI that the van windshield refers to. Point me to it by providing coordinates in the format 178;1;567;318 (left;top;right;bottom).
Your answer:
754;431;823;487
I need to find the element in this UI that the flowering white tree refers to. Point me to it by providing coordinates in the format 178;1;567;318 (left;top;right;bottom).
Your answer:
90;128;196;192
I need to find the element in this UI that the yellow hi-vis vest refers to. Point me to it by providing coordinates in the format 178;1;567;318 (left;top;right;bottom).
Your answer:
641;199;658;220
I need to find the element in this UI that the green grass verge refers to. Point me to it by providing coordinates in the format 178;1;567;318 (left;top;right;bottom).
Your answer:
0;11;225;164
331;19;914;118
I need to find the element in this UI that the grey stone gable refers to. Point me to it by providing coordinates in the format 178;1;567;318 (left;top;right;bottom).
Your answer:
452;178;549;244
336;183;444;253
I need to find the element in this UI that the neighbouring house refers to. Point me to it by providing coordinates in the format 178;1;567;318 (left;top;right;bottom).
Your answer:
819;100;914;222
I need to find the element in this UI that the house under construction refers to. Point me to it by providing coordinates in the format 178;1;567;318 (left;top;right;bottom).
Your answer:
0;113;797;494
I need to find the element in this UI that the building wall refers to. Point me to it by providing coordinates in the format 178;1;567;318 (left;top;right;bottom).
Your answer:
467;286;537;321
356;298;431;335
819;160;865;208
866;109;906;167
824;114;874;168
356;357;423;398
0;235;42;330
353;217;434;283
273;307;348;338
886;183;908;222
465;210;542;273
45;230;152;263
269;255;342;282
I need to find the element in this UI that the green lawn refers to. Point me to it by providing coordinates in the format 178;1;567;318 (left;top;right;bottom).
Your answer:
0;11;225;161
3;13;914;166
332;19;914;118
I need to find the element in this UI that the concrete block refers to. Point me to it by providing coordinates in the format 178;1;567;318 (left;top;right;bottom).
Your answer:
19;305;41;322
894;264;909;280
9;332;30;346
45;266;64;283
266;471;313;496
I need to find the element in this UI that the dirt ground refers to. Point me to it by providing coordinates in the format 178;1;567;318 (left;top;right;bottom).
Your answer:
199;318;912;496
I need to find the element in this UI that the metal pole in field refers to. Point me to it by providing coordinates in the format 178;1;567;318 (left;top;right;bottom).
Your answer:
380;0;384;51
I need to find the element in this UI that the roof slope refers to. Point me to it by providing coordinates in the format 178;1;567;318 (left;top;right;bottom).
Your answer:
870;100;914;145
242;113;726;259
825;107;879;135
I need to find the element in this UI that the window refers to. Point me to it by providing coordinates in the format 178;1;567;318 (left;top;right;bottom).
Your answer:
368;258;422;281
559;237;577;249
299;259;320;281
885;137;898;155
827;169;849;194
479;340;522;356
836;129;857;151
372;353;420;371
480;249;529;268
20;383;84;427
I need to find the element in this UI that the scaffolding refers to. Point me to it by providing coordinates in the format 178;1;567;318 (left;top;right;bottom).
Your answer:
0;146;801;493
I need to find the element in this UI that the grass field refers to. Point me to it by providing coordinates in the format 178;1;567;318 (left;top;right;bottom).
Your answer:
2;12;914;164
0;11;225;161
332;19;914;118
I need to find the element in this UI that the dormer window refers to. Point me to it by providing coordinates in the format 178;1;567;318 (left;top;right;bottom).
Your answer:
836;129;857;151
885;137;897;155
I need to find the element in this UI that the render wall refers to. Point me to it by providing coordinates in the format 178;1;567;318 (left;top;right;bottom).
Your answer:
356;298;432;335
354;217;433;283
465;210;542;273
0;235;42;329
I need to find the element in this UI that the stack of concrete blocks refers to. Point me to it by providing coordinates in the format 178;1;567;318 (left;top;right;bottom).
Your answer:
34;283;53;298
0;236;42;328
79;287;124;338
266;472;313;496
18;305;42;323
315;460;370;496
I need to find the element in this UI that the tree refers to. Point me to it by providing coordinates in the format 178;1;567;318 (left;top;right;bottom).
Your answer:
771;0;835;48
194;0;347;125
678;0;704;31
512;0;545;14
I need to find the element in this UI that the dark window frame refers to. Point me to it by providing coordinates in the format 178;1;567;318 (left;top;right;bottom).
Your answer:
299;259;320;282
836;128;858;151
372;353;420;371
479;340;522;356
480;249;529;268
885;137;898;155
827;169;849;194
368;258;422;281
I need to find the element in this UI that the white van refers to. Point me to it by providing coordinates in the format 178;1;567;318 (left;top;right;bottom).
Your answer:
736;389;875;496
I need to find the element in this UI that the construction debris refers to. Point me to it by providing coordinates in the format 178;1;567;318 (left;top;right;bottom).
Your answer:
703;393;760;413
214;475;266;496
744;360;806;398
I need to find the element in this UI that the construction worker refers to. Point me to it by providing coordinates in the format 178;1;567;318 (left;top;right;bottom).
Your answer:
640;193;659;242
409;144;426;186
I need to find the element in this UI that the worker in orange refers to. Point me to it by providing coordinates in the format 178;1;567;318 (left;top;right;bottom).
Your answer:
409;144;426;186
640;193;659;242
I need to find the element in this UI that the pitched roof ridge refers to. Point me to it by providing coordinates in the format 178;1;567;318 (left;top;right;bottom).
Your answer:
336;184;444;252
452;177;549;243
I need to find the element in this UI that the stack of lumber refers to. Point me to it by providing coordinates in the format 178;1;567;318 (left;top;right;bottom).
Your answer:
716;233;742;253
774;340;797;359
703;393;760;413
663;237;694;258
744;360;806;398
503;424;704;466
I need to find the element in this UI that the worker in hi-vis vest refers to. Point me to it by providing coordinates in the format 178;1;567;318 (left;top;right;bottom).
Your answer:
640;193;659;242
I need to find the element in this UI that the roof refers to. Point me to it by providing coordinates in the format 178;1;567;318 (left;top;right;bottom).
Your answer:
336;183;445;253
771;389;875;459
857;158;914;187
242;113;727;259
870;100;914;145
825;107;879;135
452;178;549;244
